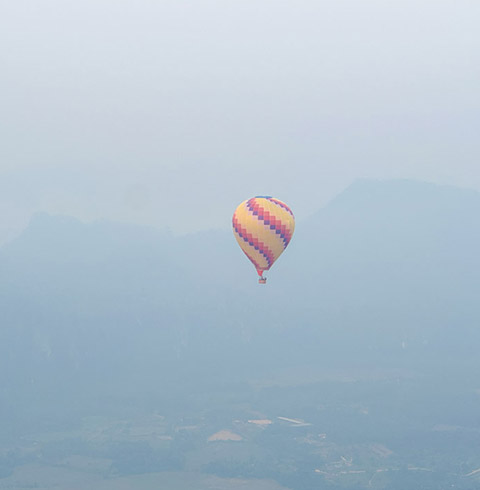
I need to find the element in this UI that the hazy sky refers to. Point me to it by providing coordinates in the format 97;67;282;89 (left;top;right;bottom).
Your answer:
1;0;479;242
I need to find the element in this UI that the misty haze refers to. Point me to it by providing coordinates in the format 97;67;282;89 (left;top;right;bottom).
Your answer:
2;0;480;489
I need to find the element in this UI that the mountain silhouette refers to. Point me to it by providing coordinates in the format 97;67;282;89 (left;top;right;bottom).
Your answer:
2;179;480;435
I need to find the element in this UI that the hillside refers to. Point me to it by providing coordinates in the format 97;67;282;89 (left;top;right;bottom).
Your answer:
1;181;480;402
2;180;480;402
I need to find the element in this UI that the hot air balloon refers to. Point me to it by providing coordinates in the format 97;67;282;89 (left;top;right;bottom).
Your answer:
232;196;295;284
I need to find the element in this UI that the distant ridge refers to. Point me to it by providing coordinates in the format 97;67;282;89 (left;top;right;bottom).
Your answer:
1;178;480;414
314;178;480;216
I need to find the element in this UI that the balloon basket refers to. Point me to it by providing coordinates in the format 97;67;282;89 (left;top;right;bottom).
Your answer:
258;277;267;284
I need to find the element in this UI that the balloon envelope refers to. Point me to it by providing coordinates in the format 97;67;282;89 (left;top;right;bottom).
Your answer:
232;196;295;277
